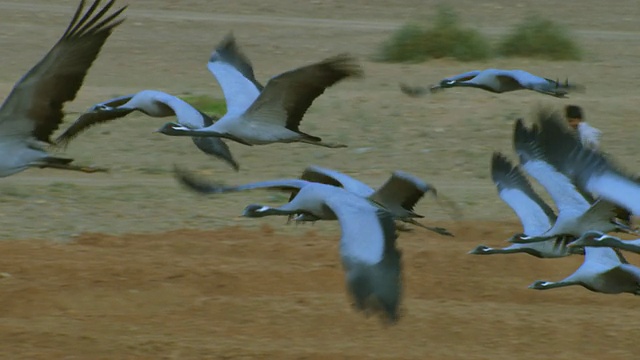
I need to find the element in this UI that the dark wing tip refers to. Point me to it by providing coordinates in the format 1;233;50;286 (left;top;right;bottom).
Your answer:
399;83;428;97
391;170;434;195
210;31;236;62
490;152;513;185
512;117;542;162
377;208;399;245
27;0;127;143
173;165;226;194
321;53;364;79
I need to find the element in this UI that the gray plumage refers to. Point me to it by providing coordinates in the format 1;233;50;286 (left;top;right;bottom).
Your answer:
509;116;628;244
469;153;581;258
401;69;583;98
54;90;239;171
157;35;362;148
569;231;640;255
0;0;126;177
528;247;640;295
240;182;403;324
174;165;453;236
527;110;640;217
294;166;451;235
210;32;264;93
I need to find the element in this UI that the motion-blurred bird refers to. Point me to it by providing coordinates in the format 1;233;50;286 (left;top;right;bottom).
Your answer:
55;90;240;171
401;69;583;98
157;34;362;148
0;0;126;177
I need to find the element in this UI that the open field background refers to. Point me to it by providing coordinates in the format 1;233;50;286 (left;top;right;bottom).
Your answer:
0;1;639;358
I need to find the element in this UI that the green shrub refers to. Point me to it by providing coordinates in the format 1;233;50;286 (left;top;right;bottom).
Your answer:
376;5;491;63
179;94;227;116
497;15;582;60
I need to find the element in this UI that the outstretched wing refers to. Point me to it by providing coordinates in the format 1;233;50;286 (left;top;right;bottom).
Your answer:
491;152;556;235
513;116;591;215
533;111;640;216
299;165;373;196
325;193;402;323
369;171;435;214
207;33;263;117
325;194;396;265
287;165;374;213
174;166;308;195
55;103;134;147
0;0;127;143
190;137;239;172
242;54;363;132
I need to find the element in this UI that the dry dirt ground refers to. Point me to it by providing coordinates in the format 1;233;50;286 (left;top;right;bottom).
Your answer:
1;1;640;359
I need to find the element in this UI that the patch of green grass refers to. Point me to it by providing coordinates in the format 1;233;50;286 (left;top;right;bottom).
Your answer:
497;15;582;60
375;5;491;63
179;94;227;117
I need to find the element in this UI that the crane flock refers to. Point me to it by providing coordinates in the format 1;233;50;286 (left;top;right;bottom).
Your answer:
1;0;639;325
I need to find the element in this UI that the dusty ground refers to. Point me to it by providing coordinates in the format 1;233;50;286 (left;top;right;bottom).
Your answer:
1;0;640;358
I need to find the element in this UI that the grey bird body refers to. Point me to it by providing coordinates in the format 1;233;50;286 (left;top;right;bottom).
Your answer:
55;90;239;170
525;110;640;217
158;34;361;148
529;247;640;295
174;165;453;236
241;182;403;323
469;153;581;258
509;117;626;244
401;69;582;98
569;231;640;255
0;0;126;177
295;166;450;235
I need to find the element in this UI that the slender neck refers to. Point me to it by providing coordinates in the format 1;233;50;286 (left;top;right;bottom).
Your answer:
610;238;640;253
482;246;521;255
511;234;551;244
261;207;298;217
541;280;581;289
246;202;308;218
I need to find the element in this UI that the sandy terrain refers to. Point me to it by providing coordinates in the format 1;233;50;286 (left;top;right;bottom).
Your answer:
1;0;640;358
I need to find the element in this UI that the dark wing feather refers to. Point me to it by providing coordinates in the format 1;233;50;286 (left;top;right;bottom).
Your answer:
212;33;264;91
370;171;435;213
286;165;347;204
514;112;595;204
494;75;524;91
0;0;126;143
533;108;640;215
174;166;306;195
55;107;134;147
491;152;557;222
299;167;345;188
190;137;239;171
244;54;363;132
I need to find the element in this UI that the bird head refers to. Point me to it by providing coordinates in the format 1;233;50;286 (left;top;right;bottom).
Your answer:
528;280;552;290
88;103;113;112
507;233;528;243
568;230;608;248
242;204;273;218
440;79;457;88
155;122;189;135
468;245;491;255
429;79;456;93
